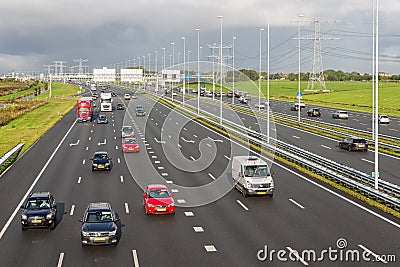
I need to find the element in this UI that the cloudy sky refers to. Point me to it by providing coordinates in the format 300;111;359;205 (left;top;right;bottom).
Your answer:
1;0;399;75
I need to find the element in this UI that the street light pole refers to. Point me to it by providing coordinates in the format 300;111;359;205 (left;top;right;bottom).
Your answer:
218;15;223;124
196;28;200;114
182;37;186;106
171;42;175;101
297;14;303;123
259;28;264;112
143;56;146;90
374;0;379;190
232;36;236;105
155;51;158;96
162;47;166;70
267;22;270;143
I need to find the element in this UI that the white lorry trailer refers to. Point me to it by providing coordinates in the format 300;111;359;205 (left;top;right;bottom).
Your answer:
232;156;274;197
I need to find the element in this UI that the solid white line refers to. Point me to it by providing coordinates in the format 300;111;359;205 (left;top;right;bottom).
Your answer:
57;252;65;267
125;203;130;213
286;247;308;266
120;176;124;182
289;198;305;209
236;200;249;211
77;177;82;184
0;119;77;240
224;155;231;161
132;250;140;267
70;205;75;216
320;145;331;150
208;173;216;180
358;245;388;264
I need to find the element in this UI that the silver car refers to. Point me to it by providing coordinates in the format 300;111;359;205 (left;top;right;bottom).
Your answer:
121;126;134;138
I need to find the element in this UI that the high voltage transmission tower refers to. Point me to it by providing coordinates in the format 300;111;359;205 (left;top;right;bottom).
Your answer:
207;43;232;84
294;15;339;91
71;58;89;74
53;61;67;76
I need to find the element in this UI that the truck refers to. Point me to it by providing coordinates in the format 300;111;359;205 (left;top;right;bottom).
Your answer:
232;156;274;197
77;97;93;122
100;92;112;112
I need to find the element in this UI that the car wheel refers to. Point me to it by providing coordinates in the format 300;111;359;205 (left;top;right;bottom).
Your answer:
50;221;55;230
348;145;352;152
21;226;27;231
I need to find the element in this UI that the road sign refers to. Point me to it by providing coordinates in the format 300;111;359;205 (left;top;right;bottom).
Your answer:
296;91;302;99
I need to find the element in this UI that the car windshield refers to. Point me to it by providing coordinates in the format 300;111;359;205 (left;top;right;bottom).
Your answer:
124;139;137;144
339;111;348;114
93;153;108;160
26;198;50;209
78;108;90;112
148;189;171;198
85;211;113;223
99;116;106;119
353;139;366;143
244;165;270;177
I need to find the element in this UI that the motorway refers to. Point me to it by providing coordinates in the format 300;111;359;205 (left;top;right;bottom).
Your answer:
0;86;399;266
164;91;400;187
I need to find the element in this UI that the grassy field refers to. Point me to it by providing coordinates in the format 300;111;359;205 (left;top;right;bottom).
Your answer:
35;83;82;99
198;80;400;117
0;83;79;157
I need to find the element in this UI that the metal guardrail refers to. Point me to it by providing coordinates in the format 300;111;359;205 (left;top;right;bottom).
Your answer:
158;95;400;208
271;111;400;151
0;143;24;174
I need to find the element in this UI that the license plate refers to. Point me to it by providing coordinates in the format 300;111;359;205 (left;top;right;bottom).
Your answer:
94;237;106;242
32;220;42;224
98;165;104;168
157;208;166;212
358;144;365;147
257;192;267;195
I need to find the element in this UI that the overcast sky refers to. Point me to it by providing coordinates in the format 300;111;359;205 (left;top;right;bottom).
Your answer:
1;0;400;75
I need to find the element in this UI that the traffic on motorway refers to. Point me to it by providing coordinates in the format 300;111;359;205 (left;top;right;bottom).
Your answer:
0;83;399;266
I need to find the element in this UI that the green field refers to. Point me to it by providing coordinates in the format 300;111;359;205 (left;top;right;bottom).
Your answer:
194;80;400;117
0;83;79;156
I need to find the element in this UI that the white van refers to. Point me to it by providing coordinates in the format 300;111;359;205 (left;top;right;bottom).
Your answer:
232;156;274;197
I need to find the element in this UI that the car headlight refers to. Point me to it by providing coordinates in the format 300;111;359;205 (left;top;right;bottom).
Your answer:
21;214;27;220
109;230;117;236
46;213;53;219
92;163;98;167
168;203;175;207
147;203;154;207
105;163;110;166
82;231;90;237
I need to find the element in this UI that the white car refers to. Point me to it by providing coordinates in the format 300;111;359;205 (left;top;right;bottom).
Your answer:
239;96;248;104
255;102;265;109
124;94;131;100
332;110;349;119
378;115;390;124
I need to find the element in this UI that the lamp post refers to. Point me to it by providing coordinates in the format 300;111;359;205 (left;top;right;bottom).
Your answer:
155;51;158;95
178;52;181;65
143;56;146;89
196;28;200;114
162;47;166;70
171;42;175;101
297;14;303;123
182;36;186;106
267;22;270;143
232;36;236;105
374;0;379;190
218;15;223;124
259;28;264;112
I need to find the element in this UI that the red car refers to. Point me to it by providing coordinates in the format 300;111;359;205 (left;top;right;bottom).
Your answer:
143;184;175;215
122;137;140;152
